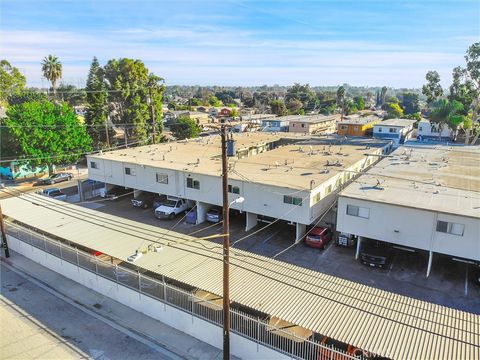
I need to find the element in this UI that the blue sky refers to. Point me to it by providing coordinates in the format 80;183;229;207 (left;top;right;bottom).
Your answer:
1;0;478;87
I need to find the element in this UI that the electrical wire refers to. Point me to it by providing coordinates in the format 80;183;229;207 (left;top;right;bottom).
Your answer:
2;188;476;337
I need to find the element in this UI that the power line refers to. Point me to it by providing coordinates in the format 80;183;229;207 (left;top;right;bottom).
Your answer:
3;188;475;339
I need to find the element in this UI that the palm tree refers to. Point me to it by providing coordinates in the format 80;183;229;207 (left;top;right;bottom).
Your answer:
41;55;62;98
430;99;465;140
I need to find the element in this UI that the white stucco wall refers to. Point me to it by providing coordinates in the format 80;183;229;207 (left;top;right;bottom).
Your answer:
337;196;480;261
7;235;288;360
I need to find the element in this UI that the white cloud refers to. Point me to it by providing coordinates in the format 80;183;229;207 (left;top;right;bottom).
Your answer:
0;29;467;87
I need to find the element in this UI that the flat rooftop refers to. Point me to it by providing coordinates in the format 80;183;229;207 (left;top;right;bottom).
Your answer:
89;133;389;190
376;118;416;127
3;194;479;360
337;116;381;125
263;114;338;123
340;145;480;218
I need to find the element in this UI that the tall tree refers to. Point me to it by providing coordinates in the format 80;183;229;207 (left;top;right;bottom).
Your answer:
85;57;109;147
41;55;63;98
380;86;388;107
353;96;365;111
401;92;420;114
336;86;346;120
384;102;404;119
0;60;26;105
429;99;465;139
422;70;443;103
5;100;92;174
56;83;86;106
270;99;287;116
103;58;164;143
463;42;480;144
7;89;47;106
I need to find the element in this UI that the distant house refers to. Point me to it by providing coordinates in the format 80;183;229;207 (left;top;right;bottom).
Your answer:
219;108;233;117
209;108;219;116
289;115;339;134
373;118;416;145
261;116;290;132
417;119;454;142
196;106;209;113
166;111;211;126
337;116;381;137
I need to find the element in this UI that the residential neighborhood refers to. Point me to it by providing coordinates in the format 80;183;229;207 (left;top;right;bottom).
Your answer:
1;1;479;360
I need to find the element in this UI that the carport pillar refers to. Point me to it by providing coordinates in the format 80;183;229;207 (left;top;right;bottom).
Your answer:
355;236;363;260
426;250;433;277
196;201;208;225
295;223;307;243
245;212;257;232
133;189;142;198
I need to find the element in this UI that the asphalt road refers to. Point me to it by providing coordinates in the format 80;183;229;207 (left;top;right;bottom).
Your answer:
0;264;180;360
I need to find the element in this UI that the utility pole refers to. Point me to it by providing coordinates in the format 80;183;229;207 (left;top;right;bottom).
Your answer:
104;120;110;148
0;203;10;258
221;120;230;360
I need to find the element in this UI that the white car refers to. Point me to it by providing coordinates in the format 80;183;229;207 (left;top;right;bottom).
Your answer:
41;188;67;201
155;197;190;219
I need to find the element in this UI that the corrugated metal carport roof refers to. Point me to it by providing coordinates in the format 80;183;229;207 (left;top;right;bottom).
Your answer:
2;194;479;360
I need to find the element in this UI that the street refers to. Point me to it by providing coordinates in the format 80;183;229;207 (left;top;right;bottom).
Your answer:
0;263;181;360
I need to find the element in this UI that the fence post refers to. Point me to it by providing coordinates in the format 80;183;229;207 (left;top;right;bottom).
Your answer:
257;317;260;351
138;271;142;300
162;275;167;311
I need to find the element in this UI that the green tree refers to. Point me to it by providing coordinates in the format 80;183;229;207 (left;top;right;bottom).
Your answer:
384;102;404;119
7;89;47;106
353;96;365;111
463;42;480;144
0;60;26;105
336;86;346;120
230;108;239;117
4;100;92;174
430;99;466;139
41;55;63;98
103;58;164;143
170;116;200;140
85;57;109;147
422;70;443;103
380;86;388;107
345;99;358;115
207;95;223;107
285;83;317;112
189;98;202;106
286;98;303;115
270;99;288;116
401;92;420;114
56;83;85;106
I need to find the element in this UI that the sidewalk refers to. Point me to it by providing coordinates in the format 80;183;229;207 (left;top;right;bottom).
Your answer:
1;251;227;360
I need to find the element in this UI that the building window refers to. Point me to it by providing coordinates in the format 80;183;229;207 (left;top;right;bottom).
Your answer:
377;127;382;132
354;126;359;131
90;161;98;169
340;125;348;130
301;123;305;128
284;195;303;206
125;167;135;176
346;205;369;218
313;192;321;204
325;185;332;195
419;126;423;131
436;221;464;236
292;124;296;127
228;185;240;194
187;177;200;190
156;173;168;184
389;128;397;133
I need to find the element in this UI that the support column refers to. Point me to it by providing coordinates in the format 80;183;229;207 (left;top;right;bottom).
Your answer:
245;212;257;232
77;179;85;202
355;236;363;260
426;250;433;277
133;189;142;198
196;201;209;225
295;223;307;243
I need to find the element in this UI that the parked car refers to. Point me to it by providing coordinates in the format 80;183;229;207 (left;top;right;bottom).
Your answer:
206;207;223;223
36;172;73;185
305;226;332;249
155;197;190;219
360;240;392;269
131;192;161;209
101;186;131;200
41;188;67;201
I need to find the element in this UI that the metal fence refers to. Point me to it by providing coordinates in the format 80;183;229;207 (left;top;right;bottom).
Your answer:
6;222;360;360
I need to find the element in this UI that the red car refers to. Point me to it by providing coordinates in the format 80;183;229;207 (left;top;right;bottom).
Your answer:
305;227;332;249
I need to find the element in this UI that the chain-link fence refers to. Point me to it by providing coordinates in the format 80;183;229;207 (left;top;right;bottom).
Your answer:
6;222;361;360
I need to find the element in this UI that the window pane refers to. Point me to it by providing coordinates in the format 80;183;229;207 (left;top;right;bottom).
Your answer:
436;221;448;233
346;205;359;216
449;223;464;236
358;207;370;218
187;178;193;188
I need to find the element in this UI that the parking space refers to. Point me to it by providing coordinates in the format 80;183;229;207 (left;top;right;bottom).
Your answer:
83;195;480;314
